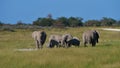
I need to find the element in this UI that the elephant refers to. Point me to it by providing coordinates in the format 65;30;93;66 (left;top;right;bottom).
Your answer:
47;35;62;48
61;34;73;48
32;31;47;49
47;39;59;48
82;30;99;47
67;37;80;47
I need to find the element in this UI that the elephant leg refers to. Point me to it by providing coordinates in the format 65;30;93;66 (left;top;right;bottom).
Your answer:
68;43;71;47
38;40;43;49
62;42;66;48
50;43;53;48
96;39;99;43
65;43;69;48
39;43;43;49
84;42;87;47
62;43;65;48
92;42;96;47
35;40;39;49
57;43;61;48
77;44;80;48
68;44;70;47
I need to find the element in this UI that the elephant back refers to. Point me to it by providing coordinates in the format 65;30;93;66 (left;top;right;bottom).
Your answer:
49;35;62;43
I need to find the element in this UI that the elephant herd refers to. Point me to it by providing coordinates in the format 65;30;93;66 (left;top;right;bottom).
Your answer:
32;30;99;49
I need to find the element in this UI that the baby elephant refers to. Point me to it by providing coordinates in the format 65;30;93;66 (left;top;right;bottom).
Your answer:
67;37;80;47
32;31;47;49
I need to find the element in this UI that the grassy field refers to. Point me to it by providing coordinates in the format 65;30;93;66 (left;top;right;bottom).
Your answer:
0;27;120;68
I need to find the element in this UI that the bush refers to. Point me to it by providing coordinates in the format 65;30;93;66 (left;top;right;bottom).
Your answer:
0;25;15;32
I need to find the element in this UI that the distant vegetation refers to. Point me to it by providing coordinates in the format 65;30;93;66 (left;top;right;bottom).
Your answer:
0;14;120;30
33;14;120;27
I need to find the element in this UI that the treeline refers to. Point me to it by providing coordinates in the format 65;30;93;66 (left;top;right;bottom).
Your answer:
0;15;120;30
33;17;120;27
32;14;120;27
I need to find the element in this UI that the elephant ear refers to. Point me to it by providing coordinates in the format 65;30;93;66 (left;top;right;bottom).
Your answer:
93;30;99;43
95;31;99;39
40;31;47;45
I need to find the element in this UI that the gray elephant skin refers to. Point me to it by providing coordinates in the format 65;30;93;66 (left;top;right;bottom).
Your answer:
47;35;62;48
47;40;59;48
32;31;47;49
67;37;80;47
47;34;73;48
61;34;73;48
82;30;99;47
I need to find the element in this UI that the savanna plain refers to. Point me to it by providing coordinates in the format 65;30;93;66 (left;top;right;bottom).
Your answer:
0;27;120;68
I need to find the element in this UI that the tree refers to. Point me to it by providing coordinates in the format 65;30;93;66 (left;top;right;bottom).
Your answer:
68;17;83;27
33;18;42;25
56;17;69;26
116;20;120;26
33;14;54;26
118;20;120;25
85;20;100;26
100;17;116;26
16;20;26;25
77;17;83;26
33;18;54;26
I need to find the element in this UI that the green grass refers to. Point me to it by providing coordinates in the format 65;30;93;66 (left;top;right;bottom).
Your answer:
0;27;120;68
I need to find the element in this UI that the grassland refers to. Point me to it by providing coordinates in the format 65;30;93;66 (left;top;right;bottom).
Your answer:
0;27;120;68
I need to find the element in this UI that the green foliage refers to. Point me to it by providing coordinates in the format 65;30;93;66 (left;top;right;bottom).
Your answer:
100;17;116;26
16;21;26;25
84;17;117;27
0;25;15;32
1;16;119;27
56;17;69;26
68;17;83;27
32;16;119;27
32;15;83;27
85;20;100;26
33;18;54;26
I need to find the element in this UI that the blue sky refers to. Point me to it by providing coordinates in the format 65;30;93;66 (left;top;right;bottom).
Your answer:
0;0;120;24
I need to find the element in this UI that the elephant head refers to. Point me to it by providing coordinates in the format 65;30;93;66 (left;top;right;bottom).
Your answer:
61;34;73;48
67;37;80;47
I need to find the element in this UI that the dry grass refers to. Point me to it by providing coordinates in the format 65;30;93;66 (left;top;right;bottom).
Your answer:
0;27;120;68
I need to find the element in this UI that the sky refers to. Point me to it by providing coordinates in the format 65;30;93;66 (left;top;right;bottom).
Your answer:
0;0;120;24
